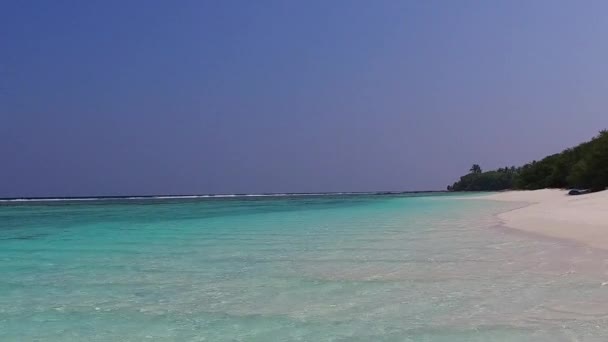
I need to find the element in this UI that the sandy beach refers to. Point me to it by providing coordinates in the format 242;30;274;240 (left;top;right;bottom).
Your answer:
475;189;608;250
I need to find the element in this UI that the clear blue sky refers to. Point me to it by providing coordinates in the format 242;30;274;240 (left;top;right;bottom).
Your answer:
1;0;607;197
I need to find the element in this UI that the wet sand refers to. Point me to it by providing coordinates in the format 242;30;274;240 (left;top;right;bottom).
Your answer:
474;189;608;250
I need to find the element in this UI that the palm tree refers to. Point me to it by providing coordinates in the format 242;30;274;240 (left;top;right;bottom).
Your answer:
469;164;482;174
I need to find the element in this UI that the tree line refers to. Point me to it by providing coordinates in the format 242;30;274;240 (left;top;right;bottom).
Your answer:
448;130;608;192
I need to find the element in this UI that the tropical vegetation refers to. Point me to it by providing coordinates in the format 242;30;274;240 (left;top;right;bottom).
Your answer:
448;130;608;192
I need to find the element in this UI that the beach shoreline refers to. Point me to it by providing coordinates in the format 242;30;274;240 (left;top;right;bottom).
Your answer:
469;189;608;250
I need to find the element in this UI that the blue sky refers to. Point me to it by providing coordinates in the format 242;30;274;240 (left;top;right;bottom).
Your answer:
1;0;607;196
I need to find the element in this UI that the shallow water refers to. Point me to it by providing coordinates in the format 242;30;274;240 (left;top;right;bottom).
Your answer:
2;193;608;341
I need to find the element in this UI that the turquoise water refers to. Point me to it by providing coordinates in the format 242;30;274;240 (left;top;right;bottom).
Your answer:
2;193;608;341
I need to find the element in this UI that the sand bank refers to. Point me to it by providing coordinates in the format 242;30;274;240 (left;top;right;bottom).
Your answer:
474;189;608;250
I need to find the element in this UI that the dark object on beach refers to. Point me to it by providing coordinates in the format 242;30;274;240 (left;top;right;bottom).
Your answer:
568;189;589;196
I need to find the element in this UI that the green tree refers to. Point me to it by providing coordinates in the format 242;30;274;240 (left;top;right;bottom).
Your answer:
469;164;482;174
449;130;608;192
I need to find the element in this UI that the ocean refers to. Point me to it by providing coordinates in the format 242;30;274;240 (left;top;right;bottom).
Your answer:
2;193;608;341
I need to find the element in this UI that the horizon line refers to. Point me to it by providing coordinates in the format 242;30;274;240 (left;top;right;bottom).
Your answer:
0;190;450;202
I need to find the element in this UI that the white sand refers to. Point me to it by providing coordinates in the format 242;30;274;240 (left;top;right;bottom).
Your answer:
473;189;608;250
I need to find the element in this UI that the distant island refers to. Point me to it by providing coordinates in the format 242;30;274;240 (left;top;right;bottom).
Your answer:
448;130;608;192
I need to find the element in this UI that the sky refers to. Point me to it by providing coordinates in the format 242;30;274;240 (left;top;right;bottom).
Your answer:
1;0;607;197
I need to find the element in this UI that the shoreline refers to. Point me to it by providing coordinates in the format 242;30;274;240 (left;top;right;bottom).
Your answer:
470;189;608;250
